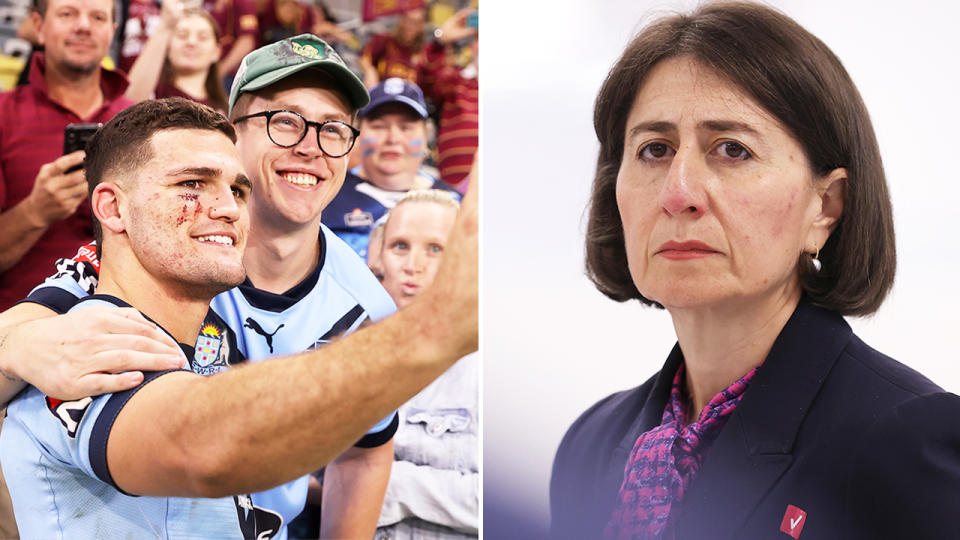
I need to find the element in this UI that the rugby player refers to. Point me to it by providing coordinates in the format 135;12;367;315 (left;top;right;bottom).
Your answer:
0;35;477;539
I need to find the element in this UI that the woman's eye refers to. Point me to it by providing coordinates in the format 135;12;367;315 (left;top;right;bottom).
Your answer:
719;141;751;160
638;142;674;160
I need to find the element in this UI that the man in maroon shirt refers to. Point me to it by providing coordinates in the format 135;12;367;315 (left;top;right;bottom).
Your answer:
0;0;134;310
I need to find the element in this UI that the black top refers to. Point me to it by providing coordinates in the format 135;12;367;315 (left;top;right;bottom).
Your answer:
551;299;960;540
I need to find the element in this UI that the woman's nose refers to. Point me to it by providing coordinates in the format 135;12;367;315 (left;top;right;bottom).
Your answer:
658;147;707;217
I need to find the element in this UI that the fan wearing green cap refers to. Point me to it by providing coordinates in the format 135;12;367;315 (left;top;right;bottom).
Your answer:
0;34;478;540
224;33;396;540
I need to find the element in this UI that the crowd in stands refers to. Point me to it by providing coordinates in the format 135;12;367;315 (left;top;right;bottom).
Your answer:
0;0;478;537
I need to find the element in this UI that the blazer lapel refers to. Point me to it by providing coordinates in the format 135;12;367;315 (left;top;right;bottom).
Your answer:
674;300;854;540
603;345;685;503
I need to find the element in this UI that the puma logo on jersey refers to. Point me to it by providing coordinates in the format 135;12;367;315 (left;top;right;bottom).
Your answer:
244;318;284;353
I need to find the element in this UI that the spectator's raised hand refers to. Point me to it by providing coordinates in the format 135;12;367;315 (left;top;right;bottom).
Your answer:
161;0;187;29
436;8;478;45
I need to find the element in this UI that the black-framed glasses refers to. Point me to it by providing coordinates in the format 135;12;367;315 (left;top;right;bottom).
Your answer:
233;110;360;158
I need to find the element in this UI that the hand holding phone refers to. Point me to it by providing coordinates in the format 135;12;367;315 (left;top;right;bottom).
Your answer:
25;151;90;227
62;123;101;174
22;123;102;226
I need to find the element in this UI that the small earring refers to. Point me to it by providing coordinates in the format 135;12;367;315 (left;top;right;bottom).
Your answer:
811;247;822;272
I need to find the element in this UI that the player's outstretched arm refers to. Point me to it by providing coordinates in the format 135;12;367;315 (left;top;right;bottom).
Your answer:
0;303;187;404
107;173;479;498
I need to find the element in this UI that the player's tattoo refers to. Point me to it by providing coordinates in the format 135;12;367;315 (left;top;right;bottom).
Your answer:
0;332;19;382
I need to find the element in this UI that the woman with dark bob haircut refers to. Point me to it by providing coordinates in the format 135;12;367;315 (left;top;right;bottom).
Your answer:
550;2;960;539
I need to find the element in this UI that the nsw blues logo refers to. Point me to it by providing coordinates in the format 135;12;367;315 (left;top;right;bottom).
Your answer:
192;324;230;375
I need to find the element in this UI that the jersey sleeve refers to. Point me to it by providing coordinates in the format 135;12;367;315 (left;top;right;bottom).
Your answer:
3;297;190;494
4;368;185;495
21;243;100;314
355;410;399;448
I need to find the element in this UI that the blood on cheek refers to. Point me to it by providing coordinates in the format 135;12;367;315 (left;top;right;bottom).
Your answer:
175;193;203;226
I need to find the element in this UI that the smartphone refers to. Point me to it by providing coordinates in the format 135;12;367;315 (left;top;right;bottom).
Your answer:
466;10;478;29
62;123;102;173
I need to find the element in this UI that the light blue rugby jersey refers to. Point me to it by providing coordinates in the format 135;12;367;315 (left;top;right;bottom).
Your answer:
19;225;399;538
1;296;281;539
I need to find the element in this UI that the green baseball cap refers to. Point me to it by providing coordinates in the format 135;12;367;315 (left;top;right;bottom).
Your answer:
228;34;370;115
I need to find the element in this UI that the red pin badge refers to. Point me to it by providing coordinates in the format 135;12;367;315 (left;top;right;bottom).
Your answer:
779;504;807;539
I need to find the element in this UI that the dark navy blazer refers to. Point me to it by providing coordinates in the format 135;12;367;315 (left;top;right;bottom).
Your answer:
551;300;960;540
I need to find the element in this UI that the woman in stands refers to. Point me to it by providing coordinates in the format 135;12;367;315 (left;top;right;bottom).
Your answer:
550;3;960;539
126;3;227;113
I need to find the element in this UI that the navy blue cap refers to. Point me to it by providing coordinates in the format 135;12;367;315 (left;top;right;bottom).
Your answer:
359;77;429;119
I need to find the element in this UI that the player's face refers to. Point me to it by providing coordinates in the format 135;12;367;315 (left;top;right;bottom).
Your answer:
38;0;114;75
235;83;353;230
123;129;251;297
380;201;456;308
357;105;428;190
168;13;219;75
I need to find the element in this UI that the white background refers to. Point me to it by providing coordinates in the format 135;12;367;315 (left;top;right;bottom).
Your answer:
482;0;960;535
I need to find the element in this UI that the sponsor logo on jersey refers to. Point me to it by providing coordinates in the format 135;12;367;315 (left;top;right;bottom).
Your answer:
344;208;374;228
193;324;230;375
74;244;101;272
244;318;284;354
234;494;283;539
45;396;93;438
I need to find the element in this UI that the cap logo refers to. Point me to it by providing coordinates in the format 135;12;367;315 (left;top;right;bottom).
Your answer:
384;77;406;95
291;41;326;61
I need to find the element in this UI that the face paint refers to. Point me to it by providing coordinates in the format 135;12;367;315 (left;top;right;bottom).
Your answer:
359;112;429;188
407;138;426;158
